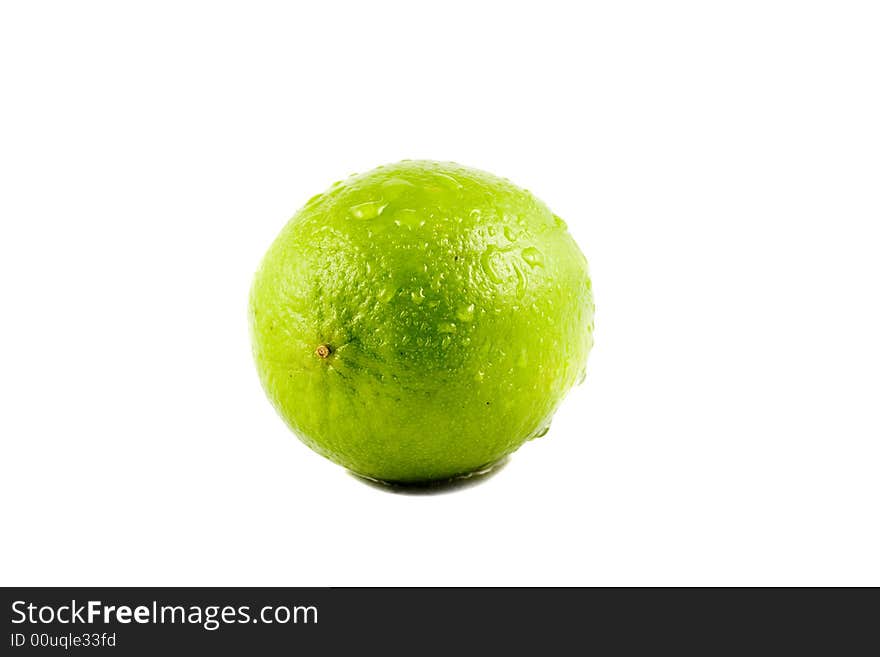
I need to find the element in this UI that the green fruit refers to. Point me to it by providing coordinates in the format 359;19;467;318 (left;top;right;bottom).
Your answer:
249;161;594;483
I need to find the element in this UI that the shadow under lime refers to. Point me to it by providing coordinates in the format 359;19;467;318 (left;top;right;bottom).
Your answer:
347;457;510;495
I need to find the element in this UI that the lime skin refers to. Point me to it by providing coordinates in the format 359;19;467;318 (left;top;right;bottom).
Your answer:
249;161;594;483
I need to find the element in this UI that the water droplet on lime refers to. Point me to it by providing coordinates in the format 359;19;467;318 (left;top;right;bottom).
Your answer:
349;201;388;220
530;424;551;440
381;177;415;200
480;246;504;284
378;285;397;303
521;247;544;268
394;208;424;229
456;303;475;322
305;193;324;208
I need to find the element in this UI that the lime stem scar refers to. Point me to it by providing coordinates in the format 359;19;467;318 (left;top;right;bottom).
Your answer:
315;344;331;359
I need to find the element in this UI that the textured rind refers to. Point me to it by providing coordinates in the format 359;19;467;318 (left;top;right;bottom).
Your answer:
249;161;594;482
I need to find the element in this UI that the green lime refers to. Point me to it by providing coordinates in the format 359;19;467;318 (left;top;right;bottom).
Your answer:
249;161;594;483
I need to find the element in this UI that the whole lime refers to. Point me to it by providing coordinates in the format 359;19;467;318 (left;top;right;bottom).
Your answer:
249;161;594;483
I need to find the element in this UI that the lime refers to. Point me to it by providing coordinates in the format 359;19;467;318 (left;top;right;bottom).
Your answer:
249;161;594;483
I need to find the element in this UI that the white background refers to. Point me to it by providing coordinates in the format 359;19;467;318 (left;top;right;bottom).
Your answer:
1;2;878;586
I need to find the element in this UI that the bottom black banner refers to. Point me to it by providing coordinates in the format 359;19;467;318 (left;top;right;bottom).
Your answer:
0;588;874;653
